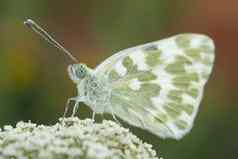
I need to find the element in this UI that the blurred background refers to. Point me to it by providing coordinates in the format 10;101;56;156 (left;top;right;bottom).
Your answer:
0;0;237;158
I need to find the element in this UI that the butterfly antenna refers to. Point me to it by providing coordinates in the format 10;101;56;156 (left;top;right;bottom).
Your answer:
24;19;79;63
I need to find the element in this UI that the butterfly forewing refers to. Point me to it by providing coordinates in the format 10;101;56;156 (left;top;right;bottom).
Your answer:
95;34;215;139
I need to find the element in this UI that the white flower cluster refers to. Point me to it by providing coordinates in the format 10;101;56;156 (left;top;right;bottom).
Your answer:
0;117;159;159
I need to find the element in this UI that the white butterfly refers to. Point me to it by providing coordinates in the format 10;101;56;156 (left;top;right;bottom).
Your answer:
25;19;215;140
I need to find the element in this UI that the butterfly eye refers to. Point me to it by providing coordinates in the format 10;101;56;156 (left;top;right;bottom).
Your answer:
67;64;88;82
75;64;87;79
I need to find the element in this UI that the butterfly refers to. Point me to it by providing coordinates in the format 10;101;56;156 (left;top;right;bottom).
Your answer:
25;19;215;140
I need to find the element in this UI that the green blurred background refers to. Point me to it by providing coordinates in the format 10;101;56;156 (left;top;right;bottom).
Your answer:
0;0;237;158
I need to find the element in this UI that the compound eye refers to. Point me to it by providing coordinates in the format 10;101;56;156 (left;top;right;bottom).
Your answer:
75;65;87;78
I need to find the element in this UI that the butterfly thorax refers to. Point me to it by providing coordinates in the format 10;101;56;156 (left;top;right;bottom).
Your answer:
68;64;111;113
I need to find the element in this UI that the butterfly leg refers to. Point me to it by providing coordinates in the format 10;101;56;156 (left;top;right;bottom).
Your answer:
63;97;77;118
109;105;122;126
71;101;80;117
92;112;96;121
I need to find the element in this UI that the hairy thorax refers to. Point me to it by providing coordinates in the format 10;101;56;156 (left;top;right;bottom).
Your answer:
77;74;111;113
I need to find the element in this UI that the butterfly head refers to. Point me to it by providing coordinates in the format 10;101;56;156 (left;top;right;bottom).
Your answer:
68;63;90;83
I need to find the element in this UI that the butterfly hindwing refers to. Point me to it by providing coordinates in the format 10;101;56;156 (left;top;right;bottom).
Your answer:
95;34;215;139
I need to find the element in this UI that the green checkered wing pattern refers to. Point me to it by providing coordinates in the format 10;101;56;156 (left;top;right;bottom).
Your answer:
95;34;215;139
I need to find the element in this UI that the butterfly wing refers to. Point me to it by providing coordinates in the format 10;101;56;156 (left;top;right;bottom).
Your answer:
95;34;215;139
95;41;153;74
